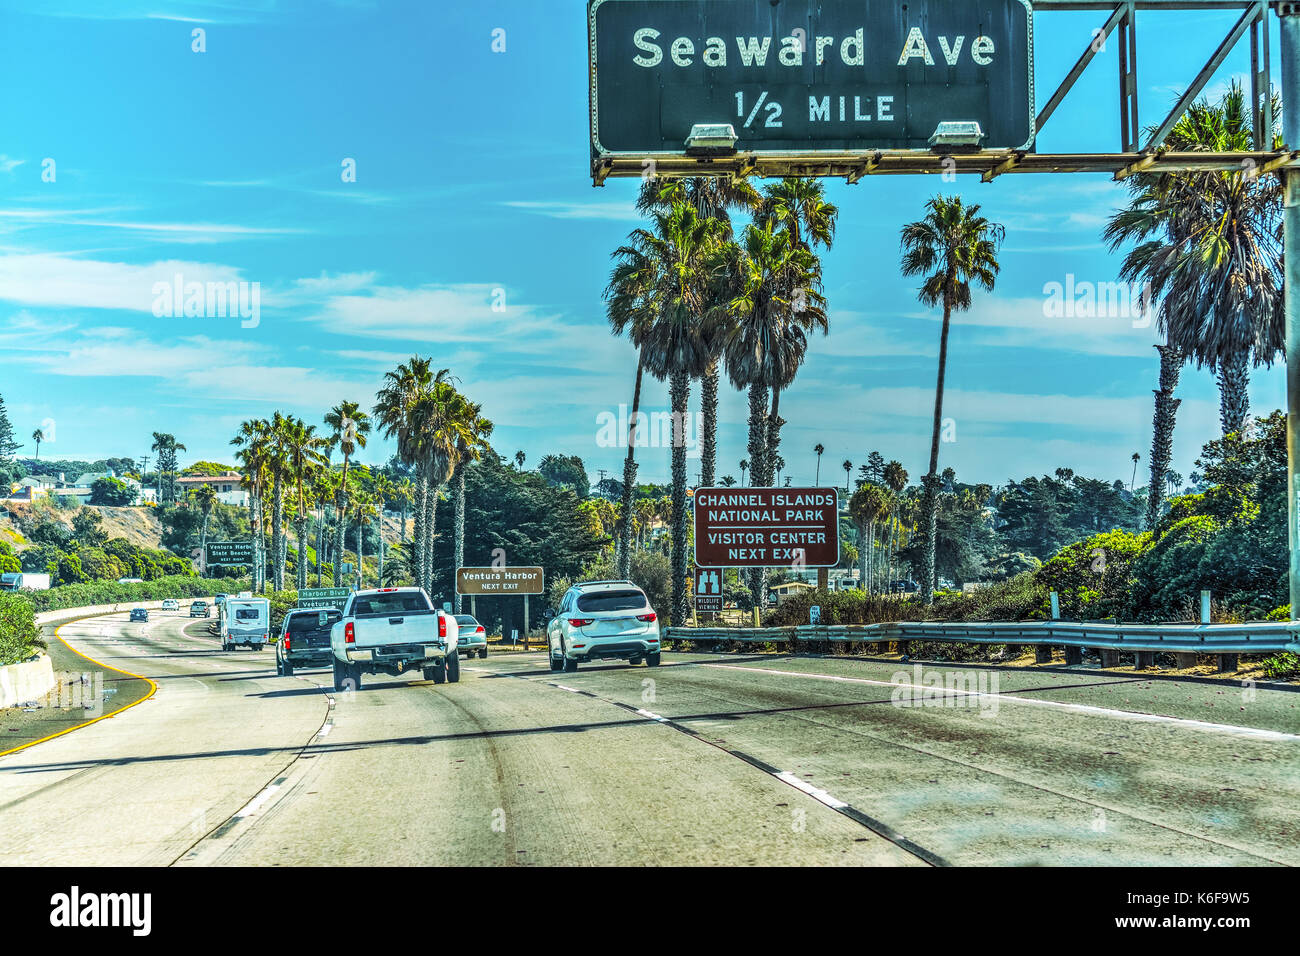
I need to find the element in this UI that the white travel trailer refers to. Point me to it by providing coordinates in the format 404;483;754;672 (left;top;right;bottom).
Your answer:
218;596;271;651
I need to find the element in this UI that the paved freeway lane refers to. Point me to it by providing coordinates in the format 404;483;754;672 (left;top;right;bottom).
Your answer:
0;612;327;865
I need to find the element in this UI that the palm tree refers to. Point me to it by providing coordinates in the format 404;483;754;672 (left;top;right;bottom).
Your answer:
883;460;908;592
813;443;824;485
633;201;729;626
1130;452;1141;491
850;484;890;593
719;475;737;488
900;195;1005;603
280;415;330;591
607;220;661;579
450;393;493;611
842;460;852;492
231;419;272;591
739;459;748;487
394;476;414;543
371;472;395;589
324;401;371;586
637;176;763;489
515;450;526;470
31;429;43;461
192;483;218;572
310;467;337;586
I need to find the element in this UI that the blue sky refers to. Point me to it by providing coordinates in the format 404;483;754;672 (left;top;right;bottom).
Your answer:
0;0;1286;490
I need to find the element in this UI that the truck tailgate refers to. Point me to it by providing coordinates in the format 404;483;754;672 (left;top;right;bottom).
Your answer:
352;613;437;649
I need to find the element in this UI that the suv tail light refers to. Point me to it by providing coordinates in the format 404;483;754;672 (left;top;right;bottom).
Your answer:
637;613;657;622
568;618;593;627
284;634;291;650
476;626;485;635
438;615;447;639
345;622;355;644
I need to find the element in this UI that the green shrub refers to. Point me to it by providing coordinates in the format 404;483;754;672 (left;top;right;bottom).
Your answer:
0;592;41;665
1035;529;1147;620
762;589;922;627
20;575;252;614
929;572;1050;622
1260;652;1300;680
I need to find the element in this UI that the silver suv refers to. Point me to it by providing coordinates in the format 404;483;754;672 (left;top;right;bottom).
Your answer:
546;581;661;672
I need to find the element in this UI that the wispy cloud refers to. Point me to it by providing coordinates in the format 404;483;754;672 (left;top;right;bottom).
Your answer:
503;200;641;222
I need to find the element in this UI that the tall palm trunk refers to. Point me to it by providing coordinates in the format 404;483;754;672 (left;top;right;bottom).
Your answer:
1146;341;1184;530
764;386;784;487
271;471;284;592
617;358;645;580
412;466;427;590
857;521;869;596
669;368;691;627
921;294;954;605
423;479;439;595
333;455;350;586
701;361;719;487
199;513;210;575
1217;349;1250;436
355;519;364;589
296;517;309;590
453;464;466;611
376;512;385;585
258;496;269;593
316;510;325;587
746;383;769;604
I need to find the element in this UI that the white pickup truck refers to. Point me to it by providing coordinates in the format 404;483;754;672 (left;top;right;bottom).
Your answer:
329;587;460;691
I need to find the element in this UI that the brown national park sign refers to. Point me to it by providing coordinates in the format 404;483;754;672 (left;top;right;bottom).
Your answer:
694;488;839;569
456;567;545;596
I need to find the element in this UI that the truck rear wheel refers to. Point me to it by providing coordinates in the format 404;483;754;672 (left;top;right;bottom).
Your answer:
646;652;661;667
333;659;353;692
446;651;460;683
428;661;447;684
282;660;294;677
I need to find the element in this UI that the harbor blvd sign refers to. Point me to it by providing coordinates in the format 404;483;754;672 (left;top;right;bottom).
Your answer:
694;488;839;569
456;567;545;596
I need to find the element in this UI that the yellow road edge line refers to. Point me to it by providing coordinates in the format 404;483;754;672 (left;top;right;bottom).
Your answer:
0;610;160;760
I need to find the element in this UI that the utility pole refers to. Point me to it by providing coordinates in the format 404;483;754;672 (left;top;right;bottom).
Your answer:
1284;3;1300;614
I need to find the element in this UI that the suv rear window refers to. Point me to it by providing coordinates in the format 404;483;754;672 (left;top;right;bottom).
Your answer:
352;592;432;617
576;589;648;613
288;611;340;633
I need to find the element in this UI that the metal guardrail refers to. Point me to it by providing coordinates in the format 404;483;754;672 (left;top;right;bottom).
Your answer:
664;621;1300;656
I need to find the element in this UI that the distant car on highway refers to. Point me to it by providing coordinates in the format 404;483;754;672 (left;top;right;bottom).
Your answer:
214;593;230;608
329;587;459;691
129;608;149;623
161;599;179;611
276;607;341;676
546;580;660;673
454;615;488;659
189;600;209;618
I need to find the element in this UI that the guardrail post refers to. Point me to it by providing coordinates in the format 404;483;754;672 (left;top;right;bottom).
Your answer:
1217;653;1238;673
1134;650;1155;669
1034;643;1053;664
1100;648;1122;668
1064;644;1083;665
1175;652;1197;669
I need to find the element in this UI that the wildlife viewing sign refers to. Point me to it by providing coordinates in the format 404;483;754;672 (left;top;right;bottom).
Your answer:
694;488;840;569
588;0;1035;156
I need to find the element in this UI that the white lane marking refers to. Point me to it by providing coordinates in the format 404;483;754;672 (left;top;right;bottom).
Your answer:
316;722;333;738
701;663;1300;742
232;782;281;821
555;685;580;693
775;770;848;809
636;708;668;723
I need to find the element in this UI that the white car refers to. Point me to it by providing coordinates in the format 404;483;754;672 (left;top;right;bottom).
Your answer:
546;580;660;673
161;599;180;611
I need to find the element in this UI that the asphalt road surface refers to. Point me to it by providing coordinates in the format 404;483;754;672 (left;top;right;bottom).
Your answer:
1;611;1297;866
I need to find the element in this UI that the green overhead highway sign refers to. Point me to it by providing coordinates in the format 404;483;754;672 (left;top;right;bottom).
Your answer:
298;587;351;610
205;541;254;567
588;0;1035;162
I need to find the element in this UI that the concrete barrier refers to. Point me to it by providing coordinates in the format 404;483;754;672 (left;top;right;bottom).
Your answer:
0;598;216;711
0;653;55;709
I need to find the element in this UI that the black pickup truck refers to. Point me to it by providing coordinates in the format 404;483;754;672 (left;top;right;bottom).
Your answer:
276;607;341;676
